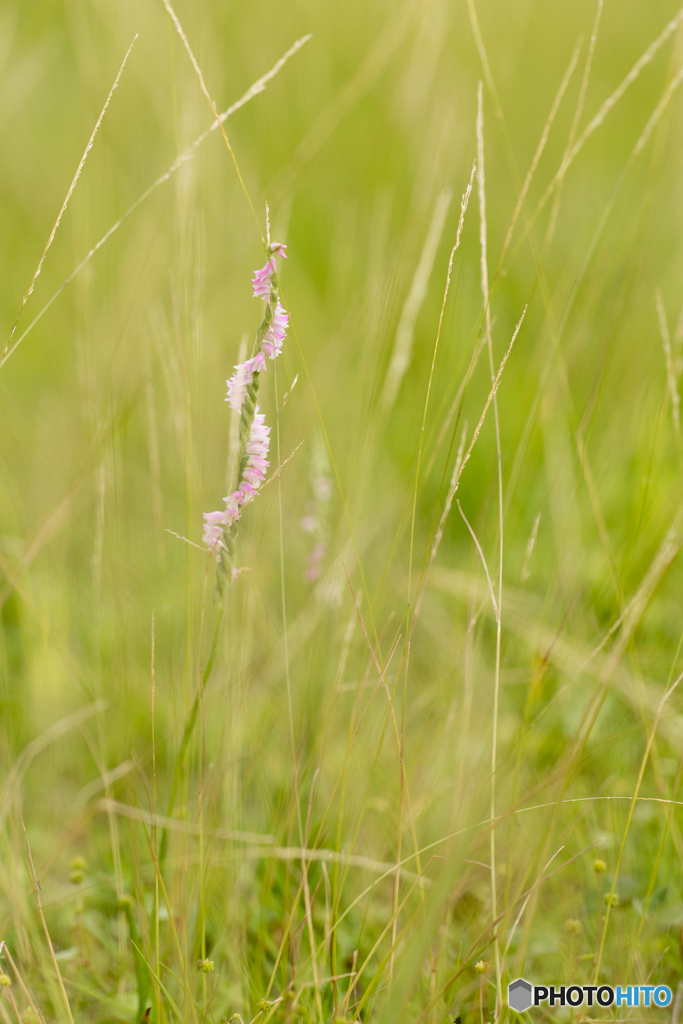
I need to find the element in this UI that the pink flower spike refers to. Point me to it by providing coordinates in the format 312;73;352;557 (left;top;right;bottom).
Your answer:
238;480;257;504
262;301;288;359
204;510;229;525
232;405;272;494
246;430;270;452
313;476;332;502
304;543;326;582
252;244;286;297
203;526;223;558
224;489;244;511
226;354;267;412
252;258;276;298
242;464;269;488
300;513;317;534
202;509;232;558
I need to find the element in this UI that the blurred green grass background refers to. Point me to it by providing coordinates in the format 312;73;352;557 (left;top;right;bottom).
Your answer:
2;0;683;1021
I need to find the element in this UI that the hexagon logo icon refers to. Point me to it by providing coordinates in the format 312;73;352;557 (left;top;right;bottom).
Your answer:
508;978;533;1013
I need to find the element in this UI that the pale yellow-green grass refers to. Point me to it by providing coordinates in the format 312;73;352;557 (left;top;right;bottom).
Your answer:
2;1;683;1022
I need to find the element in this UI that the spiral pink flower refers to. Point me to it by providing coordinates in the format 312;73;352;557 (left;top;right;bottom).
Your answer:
262;301;289;360
226;353;267;412
252;259;276;298
202;507;239;559
220;408;271;518
204;244;288;565
251;243;287;297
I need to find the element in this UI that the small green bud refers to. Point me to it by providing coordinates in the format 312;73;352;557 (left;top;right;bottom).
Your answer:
593;859;606;873
0;975;11;987
256;1001;273;1012
603;892;619;907
564;918;581;934
474;960;487;974
69;855;86;883
197;959;214;974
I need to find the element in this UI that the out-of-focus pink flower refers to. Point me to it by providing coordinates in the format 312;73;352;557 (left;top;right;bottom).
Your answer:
303;543;326;582
313;475;332;502
226;353;267;412
262;301;289;360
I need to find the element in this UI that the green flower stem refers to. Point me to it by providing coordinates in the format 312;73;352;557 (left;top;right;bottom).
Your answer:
158;264;278;879
159;286;275;863
159;591;226;867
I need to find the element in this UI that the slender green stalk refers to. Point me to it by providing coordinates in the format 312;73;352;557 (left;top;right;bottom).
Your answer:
21;822;75;1024
477;80;504;1017
592;670;683;983
159;596;226;866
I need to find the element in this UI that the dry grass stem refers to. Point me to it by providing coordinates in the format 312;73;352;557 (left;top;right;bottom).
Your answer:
500;36;582;264
457;500;499;621
546;0;604;247
21;822;75;1024
535;5;683;219
380;188;453;413
3;36;138;359
656;288;681;435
